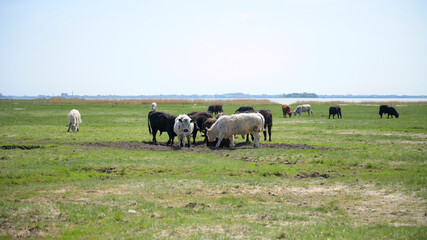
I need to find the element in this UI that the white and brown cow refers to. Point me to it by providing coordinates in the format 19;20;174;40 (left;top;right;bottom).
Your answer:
173;114;195;147
293;104;313;116
206;113;265;148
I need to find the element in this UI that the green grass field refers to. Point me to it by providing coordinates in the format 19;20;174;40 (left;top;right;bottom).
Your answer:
0;99;426;239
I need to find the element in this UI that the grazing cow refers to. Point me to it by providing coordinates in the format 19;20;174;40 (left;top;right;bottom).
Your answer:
203;118;231;147
174;114;195;147
148;111;177;145
293;104;313;116
151;102;157;111
328;106;342;119
186;111;213;144
257;109;273;141
207;104;223;115
206;113;265;148
282;104;292;118
67;109;82;132
234;106;254;114
379;105;399;118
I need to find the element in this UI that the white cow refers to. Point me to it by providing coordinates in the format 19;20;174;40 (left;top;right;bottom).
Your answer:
206;113;265;148
67;109;82;132
151;102;157;111
173;114;194;147
293;104;313;116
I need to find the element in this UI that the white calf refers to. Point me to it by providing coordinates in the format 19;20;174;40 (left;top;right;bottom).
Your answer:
206;113;265;148
151;102;157;111
293;104;313;116
173;114;194;147
67;109;82;132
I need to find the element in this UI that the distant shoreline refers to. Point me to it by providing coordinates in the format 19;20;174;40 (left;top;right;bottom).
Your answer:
1;93;426;100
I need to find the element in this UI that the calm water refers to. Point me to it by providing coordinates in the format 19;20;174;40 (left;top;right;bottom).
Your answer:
267;98;427;105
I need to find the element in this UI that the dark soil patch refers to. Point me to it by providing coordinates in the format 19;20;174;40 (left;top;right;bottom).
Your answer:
294;172;330;179
74;141;337;152
1;145;41;150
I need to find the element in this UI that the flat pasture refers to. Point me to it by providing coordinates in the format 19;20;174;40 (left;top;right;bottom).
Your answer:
0;100;426;239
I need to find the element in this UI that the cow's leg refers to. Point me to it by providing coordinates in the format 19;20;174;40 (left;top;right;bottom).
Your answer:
192;131;197;145
152;129;158;143
229;135;235;148
268;124;272;141
245;134;250;142
67;123;71;132
216;132;225;148
187;135;191;147
328;114;331;119
253;132;260;148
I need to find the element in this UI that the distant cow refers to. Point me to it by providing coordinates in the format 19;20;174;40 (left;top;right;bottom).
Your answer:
206;113;265;148
203;118;230;147
207;104;223;115
151;102;157;111
186;111;213;144
235;106;254;114
256;109;273;142
282;104;292;118
293;104;313;116
67;109;82;132
379;105;399;118
174;114;195;147
148;111;177;145
328;106;342;119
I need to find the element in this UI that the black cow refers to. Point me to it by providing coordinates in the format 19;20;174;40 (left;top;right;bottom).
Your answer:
148;111;177;145
234;106;254;114
379;105;399;118
328;106;342;119
207;104;223;115
186;111;213;144
202;118;230;148
257;109;273;142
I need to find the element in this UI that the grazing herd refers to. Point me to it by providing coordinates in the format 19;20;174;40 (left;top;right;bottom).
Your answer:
68;103;400;148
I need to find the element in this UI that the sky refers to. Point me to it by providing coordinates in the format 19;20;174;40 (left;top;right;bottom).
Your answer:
1;0;426;96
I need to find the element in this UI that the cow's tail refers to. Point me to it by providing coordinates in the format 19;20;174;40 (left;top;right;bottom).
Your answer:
148;115;152;135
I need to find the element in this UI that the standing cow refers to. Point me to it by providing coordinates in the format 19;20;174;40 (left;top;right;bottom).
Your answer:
257;109;273;142
293;104;313;116
148;111;177;145
282;104;292;118
174;114;195;147
207;104;223;115
206;113;265;148
67;109;82;132
379;105;399;118
328;106;342;119
186;111;212;144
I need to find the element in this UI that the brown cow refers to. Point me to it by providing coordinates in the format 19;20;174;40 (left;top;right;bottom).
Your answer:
282;104;292;118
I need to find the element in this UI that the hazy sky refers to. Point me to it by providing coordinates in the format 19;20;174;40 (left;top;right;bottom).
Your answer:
1;0;426;96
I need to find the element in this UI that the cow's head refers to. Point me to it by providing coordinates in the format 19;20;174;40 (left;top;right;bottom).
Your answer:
205;127;216;142
71;123;78;132
178;116;193;133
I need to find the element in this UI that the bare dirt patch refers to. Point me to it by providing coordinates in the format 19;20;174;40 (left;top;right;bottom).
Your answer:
73;141;336;153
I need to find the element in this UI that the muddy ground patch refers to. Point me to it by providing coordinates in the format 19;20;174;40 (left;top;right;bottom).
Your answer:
73;141;336;153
